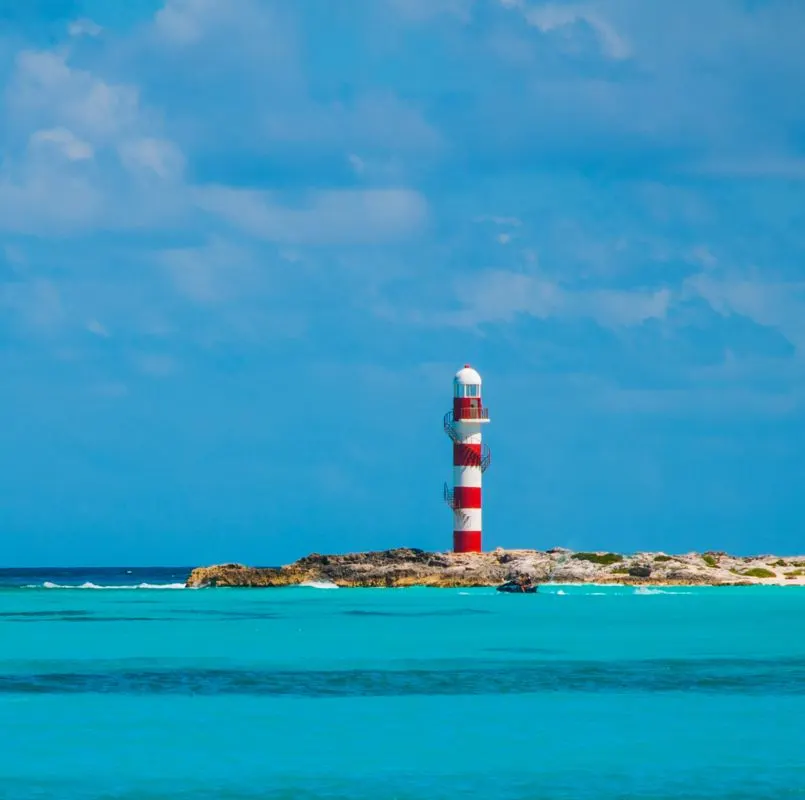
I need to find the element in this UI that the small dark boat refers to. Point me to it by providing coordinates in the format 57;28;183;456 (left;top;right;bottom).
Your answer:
497;580;538;594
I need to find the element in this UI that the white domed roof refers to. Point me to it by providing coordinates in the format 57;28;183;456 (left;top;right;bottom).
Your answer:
454;364;482;385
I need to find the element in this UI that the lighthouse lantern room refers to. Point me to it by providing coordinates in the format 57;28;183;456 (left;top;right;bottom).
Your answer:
443;364;490;553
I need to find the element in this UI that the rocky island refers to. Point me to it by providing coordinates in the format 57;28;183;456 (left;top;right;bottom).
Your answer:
186;547;805;588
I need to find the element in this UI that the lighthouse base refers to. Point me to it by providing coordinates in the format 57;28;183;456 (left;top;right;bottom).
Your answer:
453;531;482;553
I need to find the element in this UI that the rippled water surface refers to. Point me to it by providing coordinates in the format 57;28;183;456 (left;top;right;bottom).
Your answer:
1;570;804;799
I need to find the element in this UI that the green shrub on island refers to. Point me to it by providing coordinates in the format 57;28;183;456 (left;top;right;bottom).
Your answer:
742;568;776;579
702;554;719;567
612;567;630;574
654;555;673;562
571;552;624;565
772;559;788;567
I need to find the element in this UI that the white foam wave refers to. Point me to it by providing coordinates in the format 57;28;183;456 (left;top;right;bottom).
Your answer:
299;581;339;590
634;586;692;596
40;581;185;590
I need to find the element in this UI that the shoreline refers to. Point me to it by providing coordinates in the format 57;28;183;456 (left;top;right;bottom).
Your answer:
185;547;805;589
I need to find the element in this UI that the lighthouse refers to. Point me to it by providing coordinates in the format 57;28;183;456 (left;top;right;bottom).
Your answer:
443;364;490;553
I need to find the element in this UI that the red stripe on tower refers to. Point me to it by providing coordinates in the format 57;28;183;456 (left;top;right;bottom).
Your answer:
453;531;482;553
443;364;490;553
453;443;482;466
453;486;481;508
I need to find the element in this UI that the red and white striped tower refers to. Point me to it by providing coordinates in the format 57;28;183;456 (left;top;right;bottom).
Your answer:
443;364;490;553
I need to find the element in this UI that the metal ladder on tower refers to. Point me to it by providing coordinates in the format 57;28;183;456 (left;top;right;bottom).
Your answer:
443;411;491;471
443;410;490;524
443;482;470;526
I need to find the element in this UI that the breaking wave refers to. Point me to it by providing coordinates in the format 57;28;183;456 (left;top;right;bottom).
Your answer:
298;581;339;590
634;586;692;596
37;582;186;590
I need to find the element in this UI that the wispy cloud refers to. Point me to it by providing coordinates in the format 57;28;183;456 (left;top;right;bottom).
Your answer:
521;4;631;60
28;128;94;161
0;167;103;234
193;187;429;245
159;237;263;306
68;18;102;38
118;138;186;181
263;91;444;156
388;270;670;330
85;319;110;338
9;50;141;142
686;274;805;352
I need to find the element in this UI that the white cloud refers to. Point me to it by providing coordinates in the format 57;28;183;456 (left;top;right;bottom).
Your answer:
86;319;110;337
159;238;261;305
346;153;407;183
154;0;222;44
2;46;188;234
193;186;429;244
687;274;805;350
0;169;103;234
522;4;631;60
9;51;141;142
688;246;718;269
475;215;522;227
154;0;287;54
68;18;103;37
264;92;443;155
118;138;186;180
29;128;94;161
348;154;365;175
393;270;670;329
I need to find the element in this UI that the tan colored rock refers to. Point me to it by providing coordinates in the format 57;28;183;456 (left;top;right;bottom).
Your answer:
185;548;805;588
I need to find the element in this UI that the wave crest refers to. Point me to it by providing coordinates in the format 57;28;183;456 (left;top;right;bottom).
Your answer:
38;581;185;590
299;581;339;589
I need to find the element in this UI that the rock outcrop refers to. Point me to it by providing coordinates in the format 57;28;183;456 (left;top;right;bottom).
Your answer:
186;548;805;588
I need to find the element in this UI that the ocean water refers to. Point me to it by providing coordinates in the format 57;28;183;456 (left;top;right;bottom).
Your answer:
1;569;804;799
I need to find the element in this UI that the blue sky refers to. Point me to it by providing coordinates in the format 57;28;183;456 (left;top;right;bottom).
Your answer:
1;0;804;566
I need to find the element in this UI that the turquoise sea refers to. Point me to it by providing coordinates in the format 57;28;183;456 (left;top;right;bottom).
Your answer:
1;568;804;800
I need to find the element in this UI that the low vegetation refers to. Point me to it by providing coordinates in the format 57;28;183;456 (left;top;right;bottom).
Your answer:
654;555;673;562
571;552;624;565
702;554;719;567
741;568;776;579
